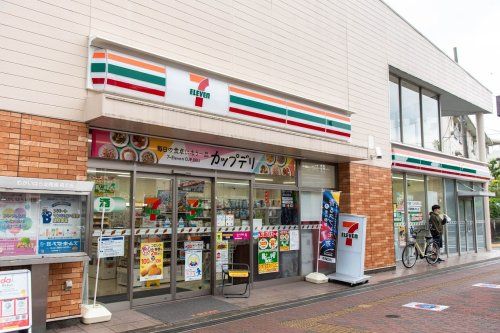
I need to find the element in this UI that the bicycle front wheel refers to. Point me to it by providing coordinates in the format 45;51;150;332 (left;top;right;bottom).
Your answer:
402;244;417;268
425;242;439;264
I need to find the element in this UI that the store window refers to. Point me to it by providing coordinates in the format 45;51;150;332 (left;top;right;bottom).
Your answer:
0;193;87;258
444;179;458;254
87;169;131;302
406;175;425;244
392;173;405;260
389;74;401;142
215;179;250;282
401;81;421;146
474;196;486;249
422;90;440;150
253;189;299;281
299;162;336;188
426;177;444;210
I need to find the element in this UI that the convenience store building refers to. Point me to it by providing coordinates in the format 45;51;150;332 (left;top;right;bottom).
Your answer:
0;0;494;325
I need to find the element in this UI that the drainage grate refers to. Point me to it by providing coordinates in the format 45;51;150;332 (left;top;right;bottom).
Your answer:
385;314;401;318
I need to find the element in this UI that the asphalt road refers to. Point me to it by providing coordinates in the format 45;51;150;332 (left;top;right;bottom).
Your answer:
181;260;500;333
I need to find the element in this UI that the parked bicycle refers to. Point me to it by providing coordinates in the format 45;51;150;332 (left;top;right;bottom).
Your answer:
402;227;439;268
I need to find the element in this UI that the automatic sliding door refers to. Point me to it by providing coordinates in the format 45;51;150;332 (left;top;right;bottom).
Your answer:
175;178;212;297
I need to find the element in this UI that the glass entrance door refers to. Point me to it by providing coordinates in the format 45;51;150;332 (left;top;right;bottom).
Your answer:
459;198;475;253
175;178;213;297
133;175;174;302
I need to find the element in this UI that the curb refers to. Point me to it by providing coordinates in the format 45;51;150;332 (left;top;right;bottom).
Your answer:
126;256;500;333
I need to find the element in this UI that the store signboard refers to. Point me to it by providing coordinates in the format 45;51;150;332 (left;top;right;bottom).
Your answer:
93;197;126;213
139;242;163;281
258;230;279;274
91;129;296;176
279;230;290;251
0;269;31;333
319;191;340;263
98;236;125;258
0;194;39;257
38;196;82;254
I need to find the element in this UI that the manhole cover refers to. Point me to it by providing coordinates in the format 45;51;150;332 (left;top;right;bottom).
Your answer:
385;314;401;318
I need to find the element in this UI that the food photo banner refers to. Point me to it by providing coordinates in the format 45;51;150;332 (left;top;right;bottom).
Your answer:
91;129;296;176
90;48;351;142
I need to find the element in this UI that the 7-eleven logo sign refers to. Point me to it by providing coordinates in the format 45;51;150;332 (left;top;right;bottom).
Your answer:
341;221;359;246
189;73;210;107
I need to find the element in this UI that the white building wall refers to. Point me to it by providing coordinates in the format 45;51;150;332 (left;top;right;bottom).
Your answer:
0;0;493;168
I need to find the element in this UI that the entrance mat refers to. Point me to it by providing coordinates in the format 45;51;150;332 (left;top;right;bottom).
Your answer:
136;296;239;324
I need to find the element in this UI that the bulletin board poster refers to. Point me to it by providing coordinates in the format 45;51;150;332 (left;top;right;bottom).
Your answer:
319;191;340;264
0;194;39;257
139;242;163;281
0;269;31;333
258;231;279;274
38;196;82;254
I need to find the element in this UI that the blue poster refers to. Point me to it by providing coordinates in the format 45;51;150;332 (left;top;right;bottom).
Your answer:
38;239;81;254
319;191;340;263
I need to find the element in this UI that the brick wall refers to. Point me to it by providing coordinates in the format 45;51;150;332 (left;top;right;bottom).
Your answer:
47;262;84;319
338;162;395;270
0;111;88;320
0;111;88;180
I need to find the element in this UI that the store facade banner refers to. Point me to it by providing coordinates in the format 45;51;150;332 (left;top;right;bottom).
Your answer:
139;242;163;281
0;269;31;333
257;230;279;274
38;196;82;254
91;129;295;176
319;191;340;263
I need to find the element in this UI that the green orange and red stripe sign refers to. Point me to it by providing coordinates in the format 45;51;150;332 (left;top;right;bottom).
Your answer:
391;148;491;181
89;48;351;142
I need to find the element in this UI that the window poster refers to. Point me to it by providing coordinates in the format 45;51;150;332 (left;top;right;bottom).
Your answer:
215;233;229;273
0;270;31;332
279;230;290;251
185;241;203;281
0;194;39;257
139;242;163;281
258;230;279;274
38;195;82;254
289;229;300;251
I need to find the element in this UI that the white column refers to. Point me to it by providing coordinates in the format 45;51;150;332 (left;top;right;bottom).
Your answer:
476;112;492;250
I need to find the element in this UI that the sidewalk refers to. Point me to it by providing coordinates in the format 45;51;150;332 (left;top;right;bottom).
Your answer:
47;249;500;333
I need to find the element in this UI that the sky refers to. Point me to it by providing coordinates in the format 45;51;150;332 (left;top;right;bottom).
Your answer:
383;0;500;154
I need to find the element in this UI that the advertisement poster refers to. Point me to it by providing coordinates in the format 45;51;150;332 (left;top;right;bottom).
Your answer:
0;270;31;332
91;129;295;176
319;191;340;263
38;196;82;254
184;241;203;281
407;200;423;223
258;230;279;274
279;230;290;251
289;229;300;251
0;194;39;257
233;231;250;241
98;236;125;258
215;233;229;273
139;242;163;281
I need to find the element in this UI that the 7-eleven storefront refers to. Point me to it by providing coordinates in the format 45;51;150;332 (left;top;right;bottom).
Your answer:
391;146;492;260
84;45;372;309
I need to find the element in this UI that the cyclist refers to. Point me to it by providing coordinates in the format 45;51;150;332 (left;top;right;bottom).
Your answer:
429;204;448;263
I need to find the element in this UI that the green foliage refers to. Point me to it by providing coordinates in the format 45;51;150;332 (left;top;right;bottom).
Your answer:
489;159;500;218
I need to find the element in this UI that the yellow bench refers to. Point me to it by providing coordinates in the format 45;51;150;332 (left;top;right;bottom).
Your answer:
221;263;250;298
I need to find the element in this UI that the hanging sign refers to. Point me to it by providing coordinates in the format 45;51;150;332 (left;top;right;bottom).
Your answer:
258;230;279;274
139;242;163;281
279;230;290;251
0;269;31;333
319;191;340;263
98;236;125;258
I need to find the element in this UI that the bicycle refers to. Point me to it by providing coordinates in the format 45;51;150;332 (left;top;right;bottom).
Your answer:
402;227;439;268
